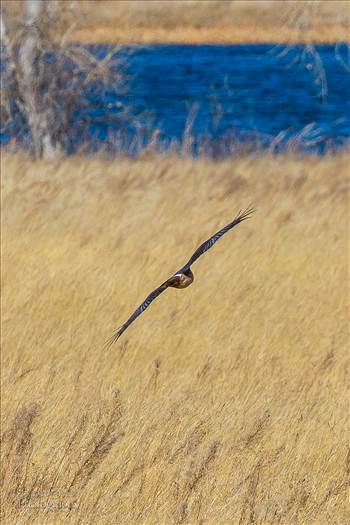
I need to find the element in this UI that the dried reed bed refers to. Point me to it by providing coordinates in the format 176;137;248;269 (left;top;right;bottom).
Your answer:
1;151;349;524
2;0;349;44
74;0;350;44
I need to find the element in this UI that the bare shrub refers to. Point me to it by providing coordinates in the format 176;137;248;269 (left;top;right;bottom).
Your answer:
274;1;350;102
1;0;127;158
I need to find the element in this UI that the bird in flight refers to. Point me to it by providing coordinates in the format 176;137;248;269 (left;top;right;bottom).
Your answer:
107;206;255;345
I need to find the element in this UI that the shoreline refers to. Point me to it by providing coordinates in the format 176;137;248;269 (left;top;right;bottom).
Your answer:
71;26;349;46
3;0;349;46
72;0;350;45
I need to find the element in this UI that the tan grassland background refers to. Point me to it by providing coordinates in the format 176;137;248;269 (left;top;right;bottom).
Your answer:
2;0;350;44
1;151;349;524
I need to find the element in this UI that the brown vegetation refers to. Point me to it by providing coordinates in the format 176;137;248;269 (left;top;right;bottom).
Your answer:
1;151;349;523
2;0;350;44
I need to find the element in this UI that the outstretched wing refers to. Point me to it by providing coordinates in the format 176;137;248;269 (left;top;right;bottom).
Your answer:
106;282;169;346
180;206;255;272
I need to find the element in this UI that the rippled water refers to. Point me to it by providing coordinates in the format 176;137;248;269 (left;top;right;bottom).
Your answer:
2;44;350;155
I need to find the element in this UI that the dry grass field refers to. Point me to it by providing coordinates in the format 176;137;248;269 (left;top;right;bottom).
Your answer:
75;0;350;44
1;151;349;524
2;0;349;44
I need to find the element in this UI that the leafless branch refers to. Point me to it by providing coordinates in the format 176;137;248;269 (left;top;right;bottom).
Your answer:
1;0;128;158
272;1;331;102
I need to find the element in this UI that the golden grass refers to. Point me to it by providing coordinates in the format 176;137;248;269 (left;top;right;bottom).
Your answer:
1;151;349;524
75;0;350;44
2;0;350;44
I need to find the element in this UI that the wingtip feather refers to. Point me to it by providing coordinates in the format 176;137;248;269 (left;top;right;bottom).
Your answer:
237;205;256;221
105;328;122;349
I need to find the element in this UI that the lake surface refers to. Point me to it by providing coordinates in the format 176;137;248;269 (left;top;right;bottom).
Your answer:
2;44;350;155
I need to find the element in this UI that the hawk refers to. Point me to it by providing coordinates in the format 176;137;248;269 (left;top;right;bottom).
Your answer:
107;206;255;345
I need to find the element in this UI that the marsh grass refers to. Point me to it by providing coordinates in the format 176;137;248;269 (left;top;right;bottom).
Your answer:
72;0;350;44
1;151;349;524
2;0;349;44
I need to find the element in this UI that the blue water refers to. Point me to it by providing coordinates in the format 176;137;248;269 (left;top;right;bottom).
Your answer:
2;44;350;155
